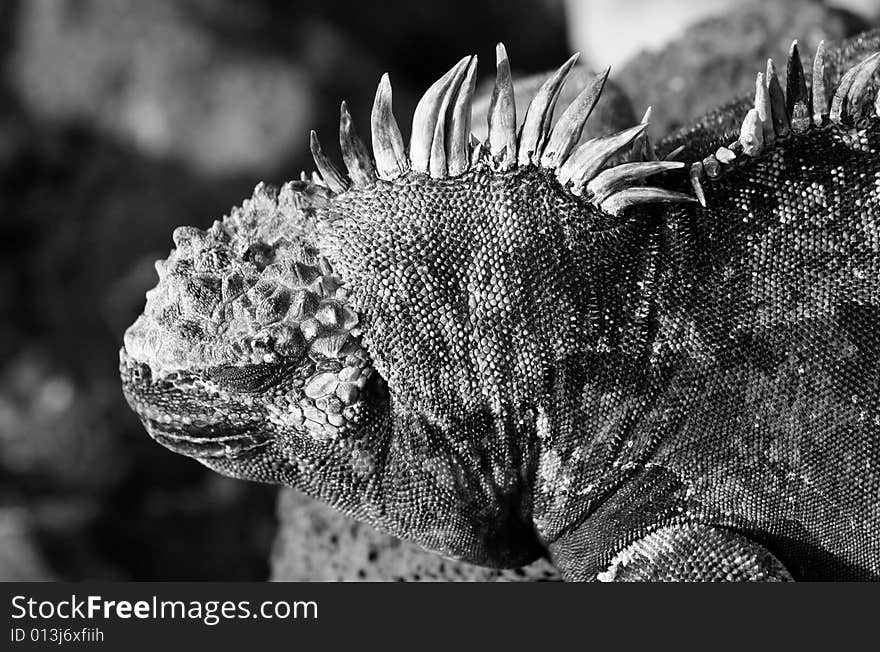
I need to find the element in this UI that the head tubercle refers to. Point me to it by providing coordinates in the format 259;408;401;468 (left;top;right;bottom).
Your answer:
123;180;360;378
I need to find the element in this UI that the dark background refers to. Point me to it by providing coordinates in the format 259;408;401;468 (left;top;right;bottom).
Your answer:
0;0;573;581
0;0;875;580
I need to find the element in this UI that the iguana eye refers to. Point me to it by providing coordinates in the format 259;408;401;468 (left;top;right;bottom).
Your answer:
207;362;286;394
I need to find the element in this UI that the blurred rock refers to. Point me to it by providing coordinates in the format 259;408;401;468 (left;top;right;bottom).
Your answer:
0;508;54;581
271;489;561;581
566;0;736;70
0;95;275;580
615;0;867;135
11;0;314;176
0;350;124;491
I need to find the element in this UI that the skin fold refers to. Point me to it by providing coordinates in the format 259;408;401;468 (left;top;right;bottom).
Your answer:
121;31;880;580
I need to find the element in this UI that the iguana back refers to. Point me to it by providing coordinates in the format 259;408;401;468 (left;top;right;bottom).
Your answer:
120;33;880;580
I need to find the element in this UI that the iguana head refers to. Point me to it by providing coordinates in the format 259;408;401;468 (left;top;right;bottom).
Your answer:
120;45;694;567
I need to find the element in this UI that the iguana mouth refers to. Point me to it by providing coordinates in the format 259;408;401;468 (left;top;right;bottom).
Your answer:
151;428;271;459
119;348;273;459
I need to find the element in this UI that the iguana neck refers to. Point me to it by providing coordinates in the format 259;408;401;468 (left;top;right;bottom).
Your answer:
317;166;669;416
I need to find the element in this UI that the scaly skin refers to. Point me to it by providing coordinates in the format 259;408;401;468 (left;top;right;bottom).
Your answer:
121;32;880;580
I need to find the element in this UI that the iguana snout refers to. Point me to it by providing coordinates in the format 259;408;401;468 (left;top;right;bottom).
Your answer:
119;348;274;459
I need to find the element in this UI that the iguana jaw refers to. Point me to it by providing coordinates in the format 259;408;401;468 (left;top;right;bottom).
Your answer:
123;337;546;566
119;348;274;459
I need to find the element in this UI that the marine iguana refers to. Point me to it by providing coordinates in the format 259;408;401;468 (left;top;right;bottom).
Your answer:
120;32;880;581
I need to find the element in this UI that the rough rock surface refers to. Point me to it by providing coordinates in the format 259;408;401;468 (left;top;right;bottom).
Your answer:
271;489;560;581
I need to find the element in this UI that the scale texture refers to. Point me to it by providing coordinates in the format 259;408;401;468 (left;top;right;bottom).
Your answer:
120;31;880;580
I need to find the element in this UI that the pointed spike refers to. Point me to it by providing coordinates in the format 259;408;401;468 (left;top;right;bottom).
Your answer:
447;56;478;177
830;60;861;124
488;43;518;169
410;56;471;174
844;52;880;121
309;131;349;194
371;73;409;180
556;123;647;194
429;56;472;178
518;53;580;166
469;133;483;165
300;170;309;182
715;146;736;164
663;144;686;161
339;101;377;187
738;108;764;157
586;160;684;204
786;40;811;133
811;41;829;127
766;59;790;137
630;106;658;162
600;187;697;216
689;162;707;207
541;66;609;169
754;72;775;145
311;171;325;187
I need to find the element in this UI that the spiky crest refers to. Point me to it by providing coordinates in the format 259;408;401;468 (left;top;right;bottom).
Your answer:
689;41;880;202
309;44;694;216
